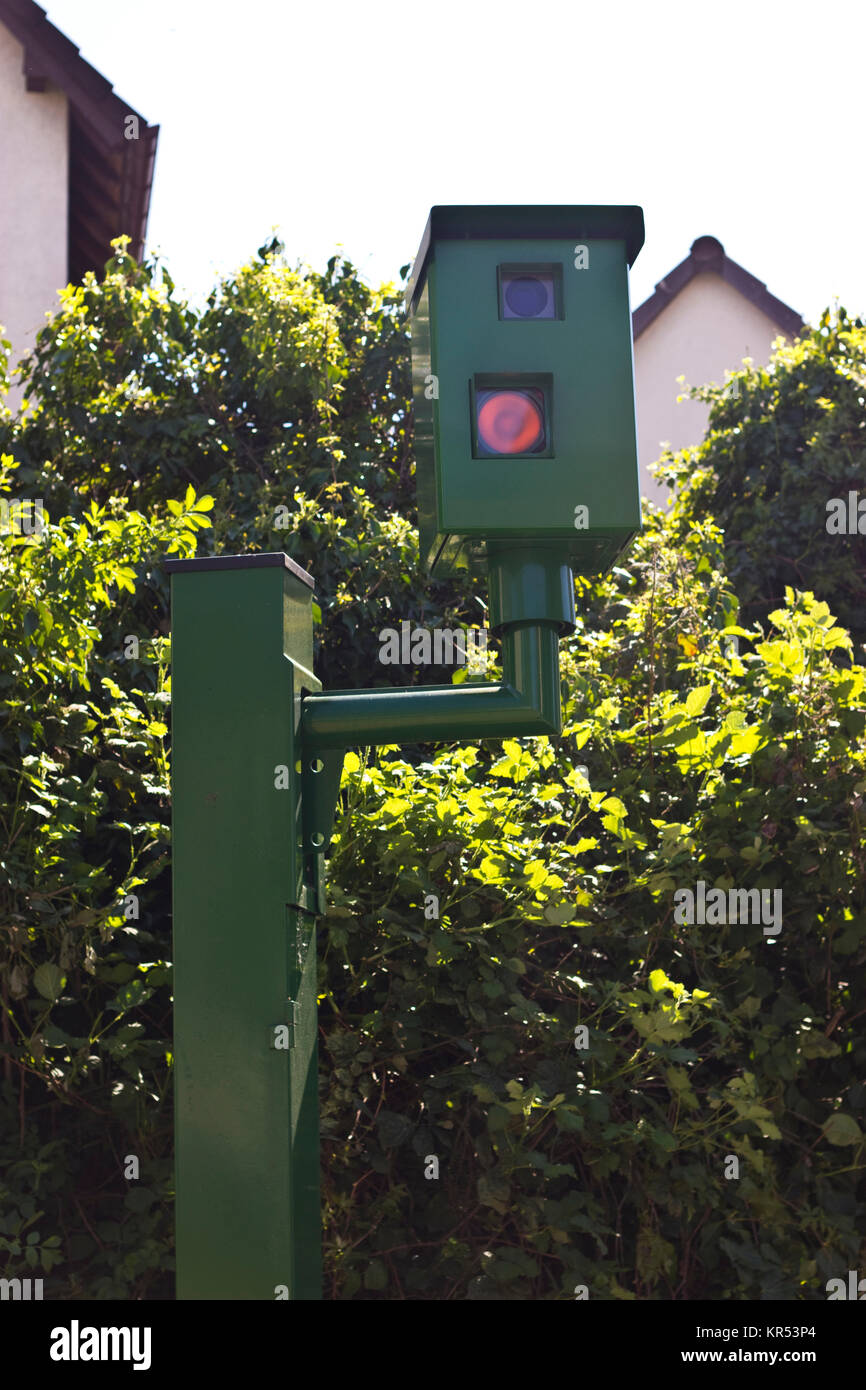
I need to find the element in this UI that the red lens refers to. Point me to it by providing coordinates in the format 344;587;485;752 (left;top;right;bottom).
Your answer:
477;390;545;455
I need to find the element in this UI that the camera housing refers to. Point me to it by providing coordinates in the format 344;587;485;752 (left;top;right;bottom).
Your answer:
406;205;645;577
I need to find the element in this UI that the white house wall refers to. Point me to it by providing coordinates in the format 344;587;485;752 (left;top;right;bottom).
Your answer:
634;272;788;509
0;20;68;407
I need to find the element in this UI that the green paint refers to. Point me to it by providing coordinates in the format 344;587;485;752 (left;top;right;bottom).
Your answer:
168;555;321;1300
168;205;645;1300
408;206;644;576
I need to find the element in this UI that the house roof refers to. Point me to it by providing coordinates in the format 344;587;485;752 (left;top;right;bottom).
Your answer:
633;235;803;340
0;0;158;282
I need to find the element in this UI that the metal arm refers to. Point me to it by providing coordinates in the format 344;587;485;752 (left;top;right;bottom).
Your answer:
301;544;575;749
300;620;561;748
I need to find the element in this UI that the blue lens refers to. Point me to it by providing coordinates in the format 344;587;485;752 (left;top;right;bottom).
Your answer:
504;276;549;318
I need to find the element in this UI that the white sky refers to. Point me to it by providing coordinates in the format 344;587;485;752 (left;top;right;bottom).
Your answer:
42;0;866;324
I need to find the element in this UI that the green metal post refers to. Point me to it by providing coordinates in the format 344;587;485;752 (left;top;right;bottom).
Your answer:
168;544;577;1298
167;553;322;1300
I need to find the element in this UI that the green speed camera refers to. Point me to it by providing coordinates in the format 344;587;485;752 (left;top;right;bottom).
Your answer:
406;205;645;577
168;202;648;1301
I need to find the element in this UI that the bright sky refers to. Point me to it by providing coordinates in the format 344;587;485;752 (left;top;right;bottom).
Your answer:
43;0;866;324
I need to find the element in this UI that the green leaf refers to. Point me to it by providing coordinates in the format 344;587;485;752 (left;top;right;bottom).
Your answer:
33;964;66;1001
477;1173;510;1215
685;684;712;718
376;1111;413;1148
543;903;574;925
823;1113;862;1146
728;726;762;758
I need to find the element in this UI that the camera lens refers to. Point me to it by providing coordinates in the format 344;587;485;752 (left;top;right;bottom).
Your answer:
477;389;545;454
504;276;549;318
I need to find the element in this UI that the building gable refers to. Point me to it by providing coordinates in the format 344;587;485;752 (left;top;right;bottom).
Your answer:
0;0;158;279
634;235;802;343
632;236;803;506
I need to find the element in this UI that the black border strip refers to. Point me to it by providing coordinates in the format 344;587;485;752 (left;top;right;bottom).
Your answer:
162;552;315;591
